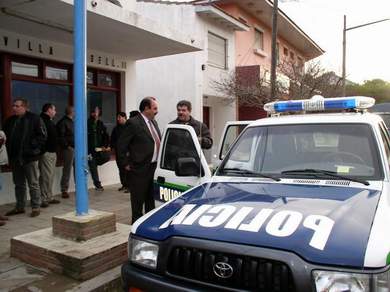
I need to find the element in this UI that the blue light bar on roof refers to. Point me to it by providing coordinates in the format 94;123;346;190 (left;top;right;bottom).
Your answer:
264;95;375;114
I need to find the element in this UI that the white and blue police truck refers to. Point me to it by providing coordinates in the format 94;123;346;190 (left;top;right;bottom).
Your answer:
122;96;390;292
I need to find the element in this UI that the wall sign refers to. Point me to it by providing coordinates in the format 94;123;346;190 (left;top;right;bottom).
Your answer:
0;29;127;71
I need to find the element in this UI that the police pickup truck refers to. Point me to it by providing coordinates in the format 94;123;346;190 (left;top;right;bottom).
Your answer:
122;96;390;292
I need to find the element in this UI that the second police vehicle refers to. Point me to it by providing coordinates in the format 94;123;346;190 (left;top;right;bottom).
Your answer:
122;95;390;292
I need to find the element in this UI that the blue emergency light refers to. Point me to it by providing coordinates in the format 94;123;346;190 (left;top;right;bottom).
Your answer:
264;95;375;114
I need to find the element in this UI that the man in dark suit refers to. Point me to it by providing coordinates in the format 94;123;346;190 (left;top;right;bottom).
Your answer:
117;97;161;223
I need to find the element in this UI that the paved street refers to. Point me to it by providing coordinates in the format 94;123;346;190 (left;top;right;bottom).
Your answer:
0;184;130;291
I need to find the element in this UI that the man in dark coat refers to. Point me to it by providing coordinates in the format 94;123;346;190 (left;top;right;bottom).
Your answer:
39;103;60;207
169;100;213;149
111;112;128;191
117;97;161;223
56;106;74;198
87;107;109;191
3;98;47;217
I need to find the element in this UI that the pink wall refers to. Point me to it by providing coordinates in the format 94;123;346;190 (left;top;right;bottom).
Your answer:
217;3;306;71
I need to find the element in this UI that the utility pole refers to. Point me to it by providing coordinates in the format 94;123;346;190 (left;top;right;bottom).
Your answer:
342;15;389;96
270;0;279;99
342;15;346;96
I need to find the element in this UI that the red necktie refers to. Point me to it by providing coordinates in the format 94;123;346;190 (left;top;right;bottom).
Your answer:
149;120;160;154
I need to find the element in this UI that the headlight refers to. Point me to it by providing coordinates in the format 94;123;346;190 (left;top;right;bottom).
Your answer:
313;269;390;292
129;237;159;269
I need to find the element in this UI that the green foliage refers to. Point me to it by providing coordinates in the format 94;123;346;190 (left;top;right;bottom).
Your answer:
346;79;390;103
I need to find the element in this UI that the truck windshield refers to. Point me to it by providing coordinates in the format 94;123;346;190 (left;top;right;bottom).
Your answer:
218;123;383;181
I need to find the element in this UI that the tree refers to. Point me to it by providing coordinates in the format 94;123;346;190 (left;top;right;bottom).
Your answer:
346;79;390;103
211;60;344;107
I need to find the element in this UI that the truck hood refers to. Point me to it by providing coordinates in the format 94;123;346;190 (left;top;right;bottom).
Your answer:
134;182;381;267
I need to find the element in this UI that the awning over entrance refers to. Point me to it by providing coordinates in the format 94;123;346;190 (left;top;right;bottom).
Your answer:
0;0;202;60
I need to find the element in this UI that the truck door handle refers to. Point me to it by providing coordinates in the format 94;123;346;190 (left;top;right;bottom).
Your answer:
157;176;165;184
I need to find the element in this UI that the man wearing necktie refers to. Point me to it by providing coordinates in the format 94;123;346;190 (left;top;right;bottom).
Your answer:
117;97;161;223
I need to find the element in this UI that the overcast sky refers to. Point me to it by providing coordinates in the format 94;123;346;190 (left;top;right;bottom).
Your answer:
279;0;390;83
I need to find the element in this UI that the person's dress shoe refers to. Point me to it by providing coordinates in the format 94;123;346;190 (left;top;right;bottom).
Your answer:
95;186;104;191
5;208;25;216
49;199;60;204
0;221;5;226
61;192;70;198
0;215;8;221
118;186;125;191
30;209;40;217
40;202;49;208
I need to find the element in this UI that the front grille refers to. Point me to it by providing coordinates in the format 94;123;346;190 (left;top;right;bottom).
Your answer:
166;246;295;291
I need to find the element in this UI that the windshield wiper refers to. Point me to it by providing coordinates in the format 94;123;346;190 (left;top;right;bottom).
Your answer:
221;168;281;181
281;169;369;186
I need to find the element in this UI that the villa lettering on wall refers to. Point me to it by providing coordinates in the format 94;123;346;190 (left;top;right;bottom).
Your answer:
1;30;127;71
2;35;54;55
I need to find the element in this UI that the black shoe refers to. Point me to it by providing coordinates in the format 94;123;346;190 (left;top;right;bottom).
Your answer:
118;186;125;191
30;209;40;217
49;199;60;204
41;202;49;208
61;192;70;198
5;208;25;216
95;186;104;191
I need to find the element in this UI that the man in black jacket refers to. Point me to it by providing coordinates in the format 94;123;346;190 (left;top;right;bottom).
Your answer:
117;97;161;223
87;107;109;191
111;112;128;192
39;103;59;207
170;100;213;149
57;106;74;198
3;98;47;217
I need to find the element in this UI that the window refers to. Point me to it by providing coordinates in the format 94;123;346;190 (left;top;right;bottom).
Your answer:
220;124;247;160
98;72;116;88
87;71;95;85
11;80;70;123
221;124;382;180
283;47;288;56
12;61;38;77
379;123;390;166
87;90;117;133
276;43;280;65
208;32;227;69
290;51;295;60
161;128;200;171
45;66;68;81
254;28;264;50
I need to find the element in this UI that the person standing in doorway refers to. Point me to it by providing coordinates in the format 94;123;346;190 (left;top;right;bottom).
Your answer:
111;112;128;192
39;103;60;207
170;100;213;149
117;97;161;223
87;107;109;191
3;98;47;217
57;106;74;199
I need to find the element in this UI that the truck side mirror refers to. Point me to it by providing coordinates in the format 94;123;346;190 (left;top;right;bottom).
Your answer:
175;157;204;177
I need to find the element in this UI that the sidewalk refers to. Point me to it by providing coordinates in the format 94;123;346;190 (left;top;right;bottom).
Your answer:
0;184;131;292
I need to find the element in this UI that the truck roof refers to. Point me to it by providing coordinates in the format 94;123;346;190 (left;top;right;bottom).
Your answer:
248;112;384;127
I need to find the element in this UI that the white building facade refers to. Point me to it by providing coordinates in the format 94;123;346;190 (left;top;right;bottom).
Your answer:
136;1;248;162
0;0;201;205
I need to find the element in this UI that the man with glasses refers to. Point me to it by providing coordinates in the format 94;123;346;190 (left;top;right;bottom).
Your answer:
3;98;47;217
